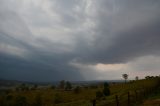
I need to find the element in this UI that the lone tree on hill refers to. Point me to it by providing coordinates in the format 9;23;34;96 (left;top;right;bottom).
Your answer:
122;74;128;83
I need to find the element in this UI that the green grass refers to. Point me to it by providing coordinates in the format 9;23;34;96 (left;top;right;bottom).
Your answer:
141;87;160;106
144;86;160;100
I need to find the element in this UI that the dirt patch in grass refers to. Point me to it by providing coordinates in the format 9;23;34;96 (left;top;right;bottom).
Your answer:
141;99;160;106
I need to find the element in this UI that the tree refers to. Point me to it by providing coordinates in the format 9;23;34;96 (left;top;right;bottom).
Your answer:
103;82;110;96
103;87;110;96
50;85;55;89
96;91;103;99
19;83;29;91
31;84;38;90
65;81;72;90
122;74;128;83
74;86;81;94
14;96;27;106
34;84;38;89
135;76;139;80
104;82;109;88
34;94;42;106
54;93;63;104
145;76;154;79
59;80;65;89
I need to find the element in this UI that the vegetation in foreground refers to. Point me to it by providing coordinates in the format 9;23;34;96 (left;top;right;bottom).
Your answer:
0;76;160;106
141;86;160;106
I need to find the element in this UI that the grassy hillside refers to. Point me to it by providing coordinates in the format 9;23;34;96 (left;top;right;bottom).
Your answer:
0;77;160;106
141;86;160;106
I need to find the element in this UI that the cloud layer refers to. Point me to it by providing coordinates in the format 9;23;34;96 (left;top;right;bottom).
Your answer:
0;0;160;81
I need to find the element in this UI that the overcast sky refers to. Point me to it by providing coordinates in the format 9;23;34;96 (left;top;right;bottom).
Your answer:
0;0;160;82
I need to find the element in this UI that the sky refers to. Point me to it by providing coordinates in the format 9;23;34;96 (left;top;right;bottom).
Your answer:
0;0;160;82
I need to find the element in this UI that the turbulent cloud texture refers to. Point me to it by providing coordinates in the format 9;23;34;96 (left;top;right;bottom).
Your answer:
0;0;160;81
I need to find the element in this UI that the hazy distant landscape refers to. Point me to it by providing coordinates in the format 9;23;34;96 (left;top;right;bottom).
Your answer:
1;0;160;105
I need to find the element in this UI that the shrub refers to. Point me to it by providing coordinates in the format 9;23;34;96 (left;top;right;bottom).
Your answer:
104;82;109;88
103;87;110;96
50;85;55;89
33;84;38;89
96;91;103;99
4;89;10;94
34;94;42;106
74;86;81;94
90;85;98;89
14;96;27;106
54;93;63;104
65;81;72;90
59;80;65;89
6;95;13;101
19;83;29;91
103;82;110;96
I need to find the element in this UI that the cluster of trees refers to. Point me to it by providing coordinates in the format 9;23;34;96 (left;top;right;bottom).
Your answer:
122;74;160;83
15;84;38;91
145;75;160;79
122;74;140;82
59;80;72;90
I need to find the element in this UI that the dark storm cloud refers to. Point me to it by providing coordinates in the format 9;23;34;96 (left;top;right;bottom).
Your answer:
73;0;160;64
0;0;160;81
0;52;83;81
78;19;160;64
0;3;83;81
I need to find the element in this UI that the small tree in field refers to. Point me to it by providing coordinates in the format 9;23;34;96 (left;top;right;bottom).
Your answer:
54;93;63;104
135;76;139;80
74;86;81;94
103;82;110;96
34;94;42;106
122;74;128;83
103;87;110;96
59;80;65;89
96;91;103;99
14;96;27;106
65;81;72;90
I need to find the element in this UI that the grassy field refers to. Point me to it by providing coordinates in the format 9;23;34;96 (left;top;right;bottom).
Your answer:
0;77;160;106
141;86;160;106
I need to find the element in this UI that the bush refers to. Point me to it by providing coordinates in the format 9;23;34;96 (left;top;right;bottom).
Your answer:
33;84;38;89
54;93;63;104
96;91;103;99
90;85;98;89
103;82;110;96
19;83;29;91
50;85;55;89
0;96;5;106
6;95;13;101
103;87;110;96
15;87;20;91
14;96;27;106
4;89;10;94
59;80;65;89
104;82;109;88
74;86;81;94
34;94;42;106
65;81;72;90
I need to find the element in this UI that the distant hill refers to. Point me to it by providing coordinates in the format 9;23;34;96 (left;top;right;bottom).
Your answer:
0;79;58;88
0;78;123;88
0;79;34;87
